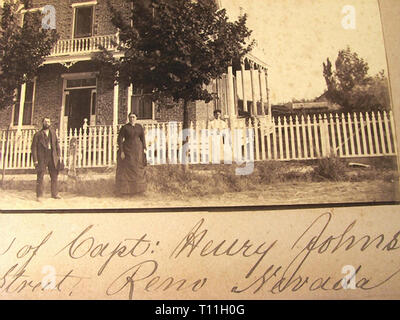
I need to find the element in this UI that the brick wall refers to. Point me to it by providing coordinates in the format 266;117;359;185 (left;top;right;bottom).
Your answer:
195;100;215;123
33;64;64;129
95;70;114;126
118;85;129;125
0;106;13;129
155;100;197;123
31;0;129;40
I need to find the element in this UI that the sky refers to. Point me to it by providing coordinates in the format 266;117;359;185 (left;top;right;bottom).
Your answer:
221;0;388;104
1;0;388;104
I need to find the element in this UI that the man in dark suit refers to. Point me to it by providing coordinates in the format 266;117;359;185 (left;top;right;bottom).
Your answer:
31;117;61;201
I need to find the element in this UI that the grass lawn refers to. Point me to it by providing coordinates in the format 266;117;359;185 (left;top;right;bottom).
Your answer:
1;157;398;210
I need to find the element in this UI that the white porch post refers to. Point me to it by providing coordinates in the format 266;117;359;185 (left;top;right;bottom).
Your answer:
113;80;119;126
17;82;26;129
259;67;265;116
240;59;247;112
265;69;271;116
249;61;257;116
227;65;236;120
127;83;133;122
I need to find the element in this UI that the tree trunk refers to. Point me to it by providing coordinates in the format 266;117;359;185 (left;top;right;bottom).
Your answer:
182;99;190;171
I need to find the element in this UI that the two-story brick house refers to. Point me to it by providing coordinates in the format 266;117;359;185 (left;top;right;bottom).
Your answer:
0;0;271;132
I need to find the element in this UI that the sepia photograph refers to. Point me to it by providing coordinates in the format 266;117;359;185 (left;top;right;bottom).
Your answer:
0;0;400;304
0;0;398;210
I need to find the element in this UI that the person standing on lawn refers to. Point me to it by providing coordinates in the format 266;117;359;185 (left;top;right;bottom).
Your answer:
115;112;147;195
31;117;61;201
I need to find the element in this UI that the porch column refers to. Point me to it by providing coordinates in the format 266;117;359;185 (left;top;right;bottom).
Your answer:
259;67;265;116
113;80;119;126
265;68;271;116
17;82;27;129
240;58;247;112
227;65;236;120
127;83;133;122
249;61;257;116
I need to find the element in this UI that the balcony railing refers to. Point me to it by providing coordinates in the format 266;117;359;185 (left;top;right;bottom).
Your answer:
49;34;119;56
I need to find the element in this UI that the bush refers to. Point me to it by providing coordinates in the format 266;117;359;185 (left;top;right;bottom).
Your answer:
146;165;219;196
313;156;348;181
255;161;287;184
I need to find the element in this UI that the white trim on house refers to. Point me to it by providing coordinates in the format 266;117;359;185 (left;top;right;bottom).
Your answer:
71;1;98;8
31;78;37;126
113;81;119;126
17;83;27;128
127;84;133;122
20;7;43;14
90;89;97;126
60;80;68;134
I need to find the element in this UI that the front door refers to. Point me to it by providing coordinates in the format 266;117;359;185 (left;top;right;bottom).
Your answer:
66;88;92;131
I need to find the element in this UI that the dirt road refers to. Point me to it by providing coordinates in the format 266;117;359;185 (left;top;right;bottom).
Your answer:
1;180;397;211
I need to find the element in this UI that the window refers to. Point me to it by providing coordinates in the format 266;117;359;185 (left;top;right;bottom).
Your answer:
13;81;35;126
131;88;153;120
74;6;94;38
66;78;96;88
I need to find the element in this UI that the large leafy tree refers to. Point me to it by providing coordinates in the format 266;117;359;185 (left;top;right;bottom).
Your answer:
97;0;254;130
0;0;58;110
323;47;390;112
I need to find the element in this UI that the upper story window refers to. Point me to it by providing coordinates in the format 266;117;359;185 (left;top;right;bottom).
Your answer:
72;2;97;38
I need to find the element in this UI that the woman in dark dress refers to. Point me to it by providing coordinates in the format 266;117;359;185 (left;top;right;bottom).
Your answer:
116;113;147;195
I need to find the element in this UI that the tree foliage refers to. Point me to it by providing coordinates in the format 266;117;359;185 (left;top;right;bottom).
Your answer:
323;47;390;112
0;0;58;110
97;0;254;128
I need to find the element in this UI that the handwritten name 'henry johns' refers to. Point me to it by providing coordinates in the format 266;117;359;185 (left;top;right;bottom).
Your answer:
1;211;400;299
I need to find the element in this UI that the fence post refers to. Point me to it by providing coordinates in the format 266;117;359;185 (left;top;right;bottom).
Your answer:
113;125;118;164
389;110;398;155
69;137;77;178
329;113;336;156
284;116;289;160
353;112;361;156
307;115;313;159
347;113;355;156
1;126;10;188
383;111;393;154
320;114;330;157
359;112;367;155
377;111;386;154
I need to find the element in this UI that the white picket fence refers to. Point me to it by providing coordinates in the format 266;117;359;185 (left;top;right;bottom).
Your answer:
0;111;397;170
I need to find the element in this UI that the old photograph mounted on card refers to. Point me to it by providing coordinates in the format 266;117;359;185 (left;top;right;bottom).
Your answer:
0;0;398;210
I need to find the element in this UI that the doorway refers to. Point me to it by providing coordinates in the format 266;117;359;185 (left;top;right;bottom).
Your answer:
65;88;92;131
62;75;97;132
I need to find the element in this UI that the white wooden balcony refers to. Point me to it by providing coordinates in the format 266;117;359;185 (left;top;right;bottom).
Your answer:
44;33;122;65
